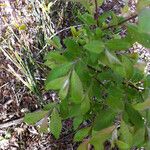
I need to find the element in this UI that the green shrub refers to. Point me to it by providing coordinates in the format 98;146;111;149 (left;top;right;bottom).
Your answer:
26;0;150;149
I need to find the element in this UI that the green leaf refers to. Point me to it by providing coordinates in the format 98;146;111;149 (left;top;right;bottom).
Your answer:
125;103;144;128
144;141;150;150
64;38;80;51
45;62;72;83
80;94;90;115
89;79;104;99
137;32;150;48
36;116;50;133
77;139;90;150
43;102;59;111
75;61;91;90
98;11;114;25
137;0;150;12
112;65;126;78
84;40;105;54
60;99;69;118
107;86;124;111
133;97;150;111
126;24;150;48
58;77;70;100
97;0;104;6
138;8;150;33
73;116;83;130
122;56;133;79
47;36;62;49
70;69;84;103
64;38;81;60
131;68;144;82
116;140;130;150
88;52;99;64
120;120;133;146
90;126;115;150
105;50;121;65
126;25;140;45
106;39;131;51
45;76;68;90
74;127;91;142
44;51;68;68
132;127;145;146
50;108;62;139
95;28;103;38
71;26;79;37
68;104;81;117
24;111;48;125
93;109;116;131
111;12;119;26
79;13;96;25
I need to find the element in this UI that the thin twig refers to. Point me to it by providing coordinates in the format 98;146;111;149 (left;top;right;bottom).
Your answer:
87;65;102;74
94;77;106;87
94;0;99;26
123;81;140;91
103;13;138;30
49;24;83;39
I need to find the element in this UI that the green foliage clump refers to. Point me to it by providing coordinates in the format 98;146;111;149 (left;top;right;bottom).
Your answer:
25;0;150;149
